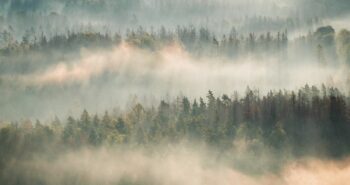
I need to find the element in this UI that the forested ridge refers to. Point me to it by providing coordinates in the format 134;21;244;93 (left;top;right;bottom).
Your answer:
0;25;288;55
2;86;350;169
1;25;349;65
2;0;350;184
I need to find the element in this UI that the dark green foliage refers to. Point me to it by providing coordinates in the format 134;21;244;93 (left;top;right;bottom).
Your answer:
1;86;350;155
1;85;350;183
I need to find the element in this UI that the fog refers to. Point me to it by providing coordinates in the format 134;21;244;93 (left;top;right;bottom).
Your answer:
21;43;346;88
1;1;350;185
4;145;350;185
1;41;349;120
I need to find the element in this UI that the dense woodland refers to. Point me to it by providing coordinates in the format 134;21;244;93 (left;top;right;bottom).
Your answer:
2;86;350;179
1;25;350;64
1;1;350;185
0;25;288;56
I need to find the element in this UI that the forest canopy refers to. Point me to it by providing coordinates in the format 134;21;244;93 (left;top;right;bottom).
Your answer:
1;1;350;185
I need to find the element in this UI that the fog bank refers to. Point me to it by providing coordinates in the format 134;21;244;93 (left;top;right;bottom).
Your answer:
1;42;349;120
5;145;350;185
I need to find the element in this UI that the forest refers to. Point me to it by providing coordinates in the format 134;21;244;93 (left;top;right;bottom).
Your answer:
2;85;350;184
1;0;350;185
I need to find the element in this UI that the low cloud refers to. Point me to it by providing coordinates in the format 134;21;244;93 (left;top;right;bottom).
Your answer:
5;146;350;185
20;42;350;94
1;42;349;120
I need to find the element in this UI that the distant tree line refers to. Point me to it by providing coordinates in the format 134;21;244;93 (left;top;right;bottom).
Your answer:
1;25;349;65
0;25;289;57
